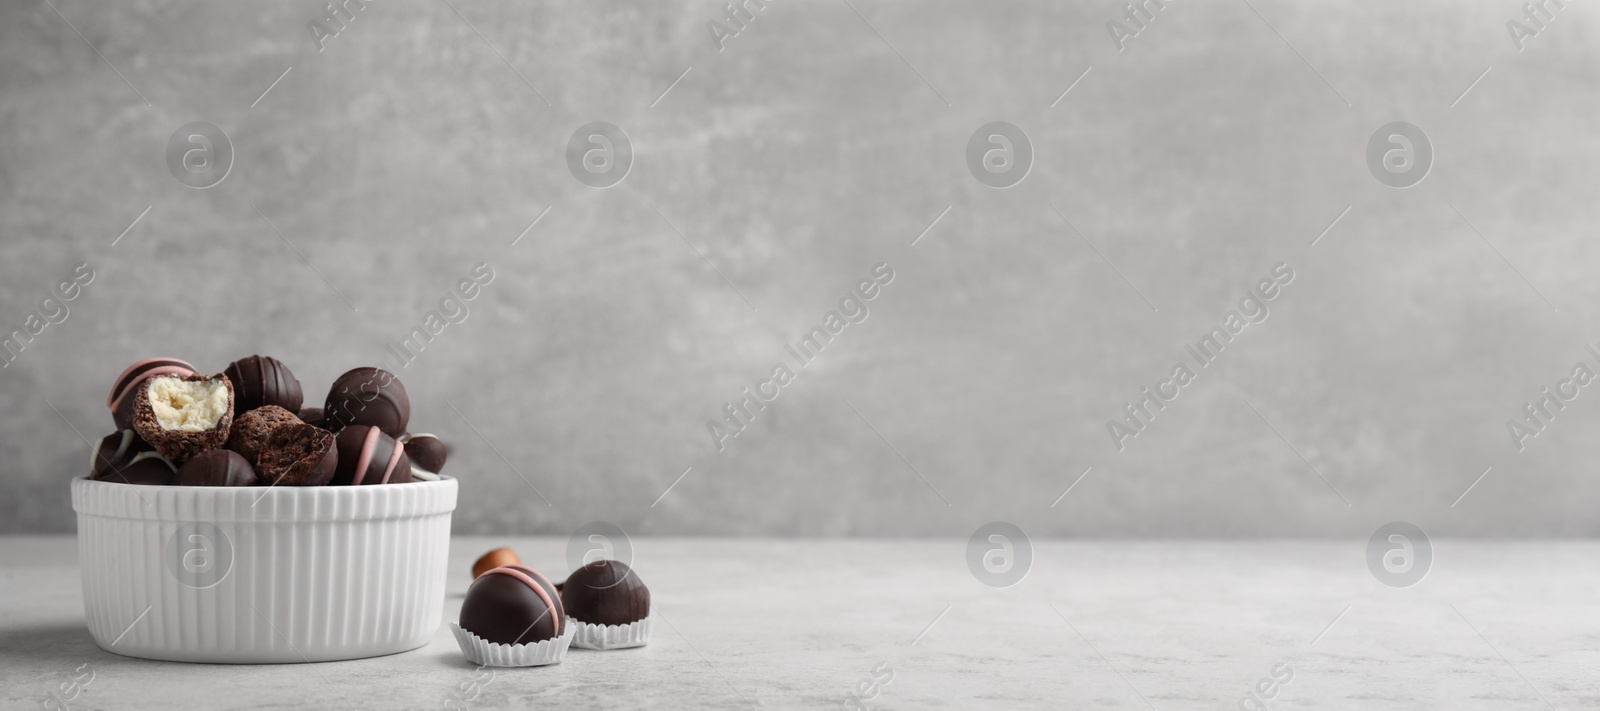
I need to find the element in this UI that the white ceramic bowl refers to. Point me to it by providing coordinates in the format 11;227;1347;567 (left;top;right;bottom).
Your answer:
72;475;457;663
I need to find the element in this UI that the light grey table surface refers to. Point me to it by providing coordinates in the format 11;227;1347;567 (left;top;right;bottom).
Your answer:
1;536;1595;710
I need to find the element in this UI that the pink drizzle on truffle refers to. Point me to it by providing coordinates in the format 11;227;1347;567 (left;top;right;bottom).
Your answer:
482;565;562;637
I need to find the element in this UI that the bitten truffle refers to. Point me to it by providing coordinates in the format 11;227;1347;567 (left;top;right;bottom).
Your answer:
172;449;257;487
224;355;304;416
460;565;565;645
107;358;196;430
297;407;326;429
256;423;338;487
132;373;234;462
331;425;412;486
400;433;448;474
560;560;650;627
324;367;410;436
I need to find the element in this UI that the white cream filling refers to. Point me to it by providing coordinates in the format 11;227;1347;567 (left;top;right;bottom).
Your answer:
147;377;229;432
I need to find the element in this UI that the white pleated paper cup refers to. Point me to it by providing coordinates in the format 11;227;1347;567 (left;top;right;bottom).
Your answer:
72;475;457;664
450;622;574;667
568;617;651;650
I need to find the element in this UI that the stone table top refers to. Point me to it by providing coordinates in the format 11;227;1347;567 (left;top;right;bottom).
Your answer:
1;536;1595;709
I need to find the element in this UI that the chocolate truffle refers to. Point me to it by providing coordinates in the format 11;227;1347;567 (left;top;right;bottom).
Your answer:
297;407;326;429
472;547;520;579
132;373;235;462
560;560;650;627
400;433;448;474
331;425;412;486
256;423;337;487
107;358;196;430
94;449;177;485
460;565;565;645
172;449;257;487
225;405;302;465
224;355;304;416
89;430;155;479
324;367;409;436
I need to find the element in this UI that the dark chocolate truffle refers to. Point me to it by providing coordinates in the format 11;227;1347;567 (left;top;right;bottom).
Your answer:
224;355;304;416
107;358;196;430
460;564;565;645
172;449;257;487
225;405;302;465
324;367;409;437
297;407;326;429
132;373;235;462
331;425;412;486
94;450;176;485
256;423;337;487
560;560;650;626
89;430;155;479
400;433;448;474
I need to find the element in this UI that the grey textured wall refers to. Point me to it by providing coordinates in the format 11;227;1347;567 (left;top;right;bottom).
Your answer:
4;0;1599;536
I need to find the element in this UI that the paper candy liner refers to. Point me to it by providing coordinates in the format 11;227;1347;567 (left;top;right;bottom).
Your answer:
568;616;651;650
450;622;574;667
